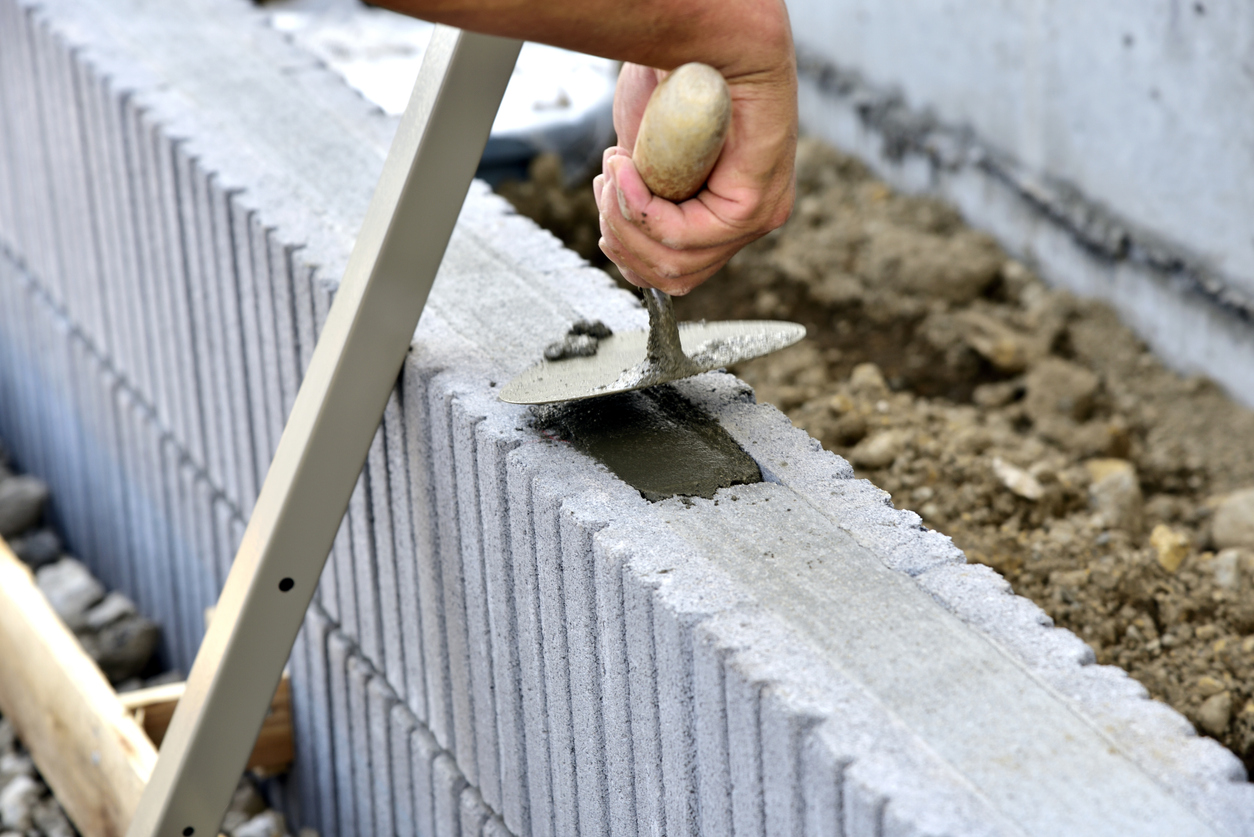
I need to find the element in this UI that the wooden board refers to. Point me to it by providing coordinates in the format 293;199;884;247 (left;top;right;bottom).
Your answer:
119;674;293;773
0;540;156;837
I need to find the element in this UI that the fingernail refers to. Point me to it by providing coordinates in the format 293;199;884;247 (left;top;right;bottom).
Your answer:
608;157;631;220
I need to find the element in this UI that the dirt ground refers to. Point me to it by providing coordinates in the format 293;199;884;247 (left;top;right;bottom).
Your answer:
498;142;1254;774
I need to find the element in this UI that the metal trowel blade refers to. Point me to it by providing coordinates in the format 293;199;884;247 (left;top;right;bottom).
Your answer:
499;319;805;405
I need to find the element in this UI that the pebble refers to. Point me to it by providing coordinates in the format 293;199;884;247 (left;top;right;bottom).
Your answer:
31;797;74;837
0;774;42;831
0;476;49;539
1212;549;1243;590
992;457;1044;501
9;529;61;570
1211;487;1254;550
848;362;888;394
0;754;32;789
81;614;160;683
232;809;286;837
848;430;903;470
1198;691;1233;736
1085;459;1142;533
1149;524;1191;573
1025;358;1099;422
0;720;12;755
1196;676;1226;698
83;591;138;632
35;559;105;632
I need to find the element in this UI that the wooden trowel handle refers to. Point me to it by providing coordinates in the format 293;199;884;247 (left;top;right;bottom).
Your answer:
632;63;731;202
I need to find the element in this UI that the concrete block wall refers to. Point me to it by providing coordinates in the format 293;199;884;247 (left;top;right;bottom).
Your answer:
787;0;1254;408
1;0;1252;835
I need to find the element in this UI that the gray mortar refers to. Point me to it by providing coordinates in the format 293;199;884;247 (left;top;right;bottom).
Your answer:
535;385;762;501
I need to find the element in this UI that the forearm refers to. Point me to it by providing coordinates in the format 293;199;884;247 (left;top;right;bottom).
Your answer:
372;0;792;82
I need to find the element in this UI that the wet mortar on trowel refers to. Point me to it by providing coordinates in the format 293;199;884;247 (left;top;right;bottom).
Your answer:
499;141;1254;772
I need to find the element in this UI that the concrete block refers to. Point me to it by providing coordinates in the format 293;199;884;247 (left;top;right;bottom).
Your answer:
265;230;300;423
384;387;424;713
290;256;318;379
760;688;807;836
347;653;376;837
326;629;357;837
410;721;441;837
367;674;397;837
248;212;284;466
300;608;338;836
800;731;846;837
70;58;115;350
118;97;159;414
432;753;468;837
165;437;196;668
348;468;381;665
28;19;75;310
287;610;317;835
207;175;257;510
477;423;528;833
388;702;417;837
653;599;699;837
368;415;405;700
211;494;237;595
191;473;220;601
459;785;492;837
0;15;16;242
331;503;358;642
428;383;473;772
403;359;451;741
690;627;732;837
589;537;636;837
228;196;271;495
451;395;499;809
620;551;662;837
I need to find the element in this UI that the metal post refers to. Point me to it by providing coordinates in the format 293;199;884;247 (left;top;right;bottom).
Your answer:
126;28;522;837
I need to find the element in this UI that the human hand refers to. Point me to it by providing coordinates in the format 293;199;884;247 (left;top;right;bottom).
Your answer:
593;55;797;295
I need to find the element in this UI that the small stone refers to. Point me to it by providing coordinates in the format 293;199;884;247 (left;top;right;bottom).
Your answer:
1085;459;1142;532
1196;676;1226;698
992;457;1044;501
0;753;33;788
232;809;286;837
83;591;138;632
36;558;105;631
956;310;1031;373
543;333;598;361
0;720;13;756
8;529;61;570
1212;487;1254;550
569;319;612;339
848;430;903;470
0;774;41;831
830;413;867;446
848;362;887;394
1025;358;1100;422
31;797;74;837
1198;691;1233;736
1150;524;1191;573
1213;549;1244;590
228;776;267;818
86;614;160;683
0;476;49;538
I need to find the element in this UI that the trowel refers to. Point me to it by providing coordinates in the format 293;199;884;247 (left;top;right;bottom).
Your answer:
500;63;805;405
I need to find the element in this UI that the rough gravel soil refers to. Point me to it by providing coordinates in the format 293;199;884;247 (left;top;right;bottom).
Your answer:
498;141;1254;774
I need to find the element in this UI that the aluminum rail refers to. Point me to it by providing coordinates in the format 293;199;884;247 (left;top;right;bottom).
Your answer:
126;27;521;837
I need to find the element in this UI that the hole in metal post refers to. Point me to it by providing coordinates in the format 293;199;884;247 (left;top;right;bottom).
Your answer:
278;578;294;592
183;828;194;836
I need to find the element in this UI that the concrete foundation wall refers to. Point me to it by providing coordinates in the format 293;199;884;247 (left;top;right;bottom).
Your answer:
1;0;1251;835
789;0;1254;407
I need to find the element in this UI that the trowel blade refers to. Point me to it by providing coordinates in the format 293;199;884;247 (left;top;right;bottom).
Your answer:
499;319;805;405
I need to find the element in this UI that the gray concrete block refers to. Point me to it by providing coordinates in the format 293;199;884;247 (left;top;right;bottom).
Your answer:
388;702;417;837
118;98;160;415
760;688;807;837
248;213;284;467
164;436;197;669
211;494;237;595
428;383;473;772
653;600;699;837
228;196;271;496
432;753;468;837
451;395;499;809
800;731;846;837
460;785;492;837
265;231;300;423
27;18;75;309
403;358;451;740
368;416;405;700
589;536;636;837
300;607;338;836
0;14;16;243
347;652;376;837
331;502;359;642
620;552;662;837
71;59;117;351
410;721;441;837
384;387;425;713
287;609;317;836
691;627;732;837
477;423;528;834
207;175;257;510
504;449;552;837
367;674;397;837
327;629;357;837
348;468;382;665
290;256;318;380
